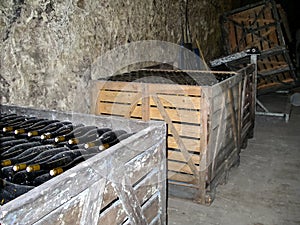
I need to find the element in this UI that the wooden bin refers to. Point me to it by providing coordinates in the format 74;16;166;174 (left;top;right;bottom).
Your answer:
0;105;167;225
90;64;256;204
221;0;296;93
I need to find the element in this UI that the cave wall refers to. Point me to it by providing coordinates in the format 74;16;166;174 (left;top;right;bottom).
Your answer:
0;0;235;113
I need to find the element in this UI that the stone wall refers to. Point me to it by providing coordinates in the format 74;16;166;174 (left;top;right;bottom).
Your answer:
0;0;236;113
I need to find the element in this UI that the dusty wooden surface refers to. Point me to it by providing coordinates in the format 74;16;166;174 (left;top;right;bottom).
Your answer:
0;105;167;225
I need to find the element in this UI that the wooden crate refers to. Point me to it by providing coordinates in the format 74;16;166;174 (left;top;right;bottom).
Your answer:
90;64;256;204
0;105;167;225
221;0;296;93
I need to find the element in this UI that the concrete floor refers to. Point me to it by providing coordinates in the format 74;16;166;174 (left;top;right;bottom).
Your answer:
168;93;300;225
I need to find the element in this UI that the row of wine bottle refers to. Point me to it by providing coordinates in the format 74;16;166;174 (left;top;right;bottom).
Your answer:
0;112;134;205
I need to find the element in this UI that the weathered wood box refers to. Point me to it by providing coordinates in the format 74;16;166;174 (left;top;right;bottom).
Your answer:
0;105;167;225
90;64;256;204
220;0;296;93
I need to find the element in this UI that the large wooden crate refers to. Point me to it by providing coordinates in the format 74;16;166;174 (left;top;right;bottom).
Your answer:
0;105;167;225
221;0;296;93
90;64;256;204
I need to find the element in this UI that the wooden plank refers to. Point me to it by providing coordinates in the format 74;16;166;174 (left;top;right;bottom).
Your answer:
142;84;150;121
210;91;226;180
96;81;143;92
148;83;201;96
168;123;201;139
98;103;201;124
168;160;199;174
228;88;240;151
142;194;160;224
99;92;201;110
168;171;197;184
168;150;200;164
98;90;140;104
168;136;201;153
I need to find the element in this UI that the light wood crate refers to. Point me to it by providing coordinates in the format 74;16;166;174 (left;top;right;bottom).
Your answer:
90;64;256;204
0;105;167;225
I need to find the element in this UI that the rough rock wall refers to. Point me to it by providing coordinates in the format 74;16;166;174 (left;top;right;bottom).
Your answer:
0;0;235;113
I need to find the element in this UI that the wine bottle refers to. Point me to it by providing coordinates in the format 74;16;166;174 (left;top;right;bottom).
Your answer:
11;118;46;134
14;121;67;136
13;146;70;172
1;145;54;167
1;116;27;129
12;170;48;185
26;149;89;172
50;153;97;176
1;118;27;131
0;136;16;143
68;127;112;145
1;166;15;181
0;113;18;121
54;125;98;143
0;139;29;153
40;123;84;140
0;178;34;201
32;173;53;186
98;130;127;150
0;142;41;159
0;188;13;205
27;121;72;137
18;119;60;136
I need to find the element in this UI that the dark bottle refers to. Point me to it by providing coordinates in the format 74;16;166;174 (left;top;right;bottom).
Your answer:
67;128;112;145
1;166;15;181
26;149;89;172
11;118;46;134
0;136;16;143
0;139;28;153
0;113;18;121
18;119;60;136
27;121;72;137
32;173;53;186
49;153;97;177
98;130;127;150
40;123;84;140
0;142;41;159
54;125;98;143
1;145;54;167
1;118;26;131
13;147;70;172
12;170;48;185
0;188;13;205
0;178;34;202
68;128;111;145
1;116;27;130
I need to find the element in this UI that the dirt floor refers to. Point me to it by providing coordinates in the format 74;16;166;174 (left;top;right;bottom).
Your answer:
168;92;300;225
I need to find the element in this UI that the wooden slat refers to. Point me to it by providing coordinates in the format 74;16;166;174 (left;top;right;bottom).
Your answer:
98;103;201;124
99;90;139;104
168;136;200;153
99;92;201;110
168;171;197;184
148;83;201;96
168;123;201;139
97;81;143;92
142;194;160;224
168;150;200;164
168;160;197;175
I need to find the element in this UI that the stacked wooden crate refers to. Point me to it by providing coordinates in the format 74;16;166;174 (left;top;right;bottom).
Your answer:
91;64;256;204
0;105;167;225
220;0;296;93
